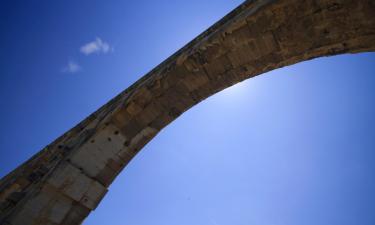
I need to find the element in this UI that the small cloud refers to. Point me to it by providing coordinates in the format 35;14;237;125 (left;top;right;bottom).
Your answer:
62;61;81;73
80;37;113;55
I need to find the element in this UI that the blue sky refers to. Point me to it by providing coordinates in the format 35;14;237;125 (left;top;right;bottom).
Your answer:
0;1;374;225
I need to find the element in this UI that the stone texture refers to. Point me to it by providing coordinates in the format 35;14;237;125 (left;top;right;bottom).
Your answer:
1;0;374;224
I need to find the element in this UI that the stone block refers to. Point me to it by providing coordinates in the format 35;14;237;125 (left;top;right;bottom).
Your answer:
80;181;107;210
162;65;190;88
227;41;259;67
181;70;209;91
246;13;271;36
223;24;252;46
131;86;153;107
9;208;37;225
145;79;164;98
125;101;143;116
135;102;163;126
47;162;92;202
21;188;52;218
47;195;73;224
119;118;143;140
128;127;158;153
257;32;279;55
12;185;73;225
89;127;125;156
183;57;205;73
150;112;174;130
190;80;220;101
204;54;233;78
69;145;107;178
95;165;117;187
111;107;133;128
61;203;91;225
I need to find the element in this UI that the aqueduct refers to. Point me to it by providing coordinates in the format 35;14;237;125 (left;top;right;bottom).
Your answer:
1;0;374;224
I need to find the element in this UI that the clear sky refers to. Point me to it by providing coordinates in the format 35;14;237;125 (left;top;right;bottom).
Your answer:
0;1;374;225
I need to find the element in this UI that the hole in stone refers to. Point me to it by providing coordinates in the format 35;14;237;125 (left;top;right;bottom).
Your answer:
90;139;95;143
123;141;129;146
327;3;341;11
58;145;63;149
114;131;119;135
313;8;322;14
108;137;112;142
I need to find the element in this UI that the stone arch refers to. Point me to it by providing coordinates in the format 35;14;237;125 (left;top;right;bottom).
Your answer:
0;0;374;224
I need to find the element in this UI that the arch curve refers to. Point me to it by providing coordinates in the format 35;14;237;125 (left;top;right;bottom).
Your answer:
1;0;374;224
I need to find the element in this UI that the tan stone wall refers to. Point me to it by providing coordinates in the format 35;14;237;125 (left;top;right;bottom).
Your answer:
1;0;374;224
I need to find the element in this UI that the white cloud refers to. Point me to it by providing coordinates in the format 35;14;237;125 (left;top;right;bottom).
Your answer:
62;61;81;73
80;37;113;55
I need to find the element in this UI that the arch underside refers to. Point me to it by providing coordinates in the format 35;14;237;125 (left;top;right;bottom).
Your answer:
0;0;374;224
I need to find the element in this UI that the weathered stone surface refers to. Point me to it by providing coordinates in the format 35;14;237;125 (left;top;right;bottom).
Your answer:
1;0;374;224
